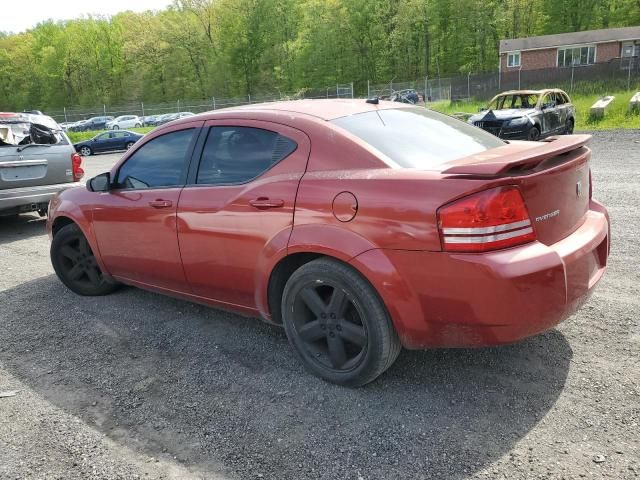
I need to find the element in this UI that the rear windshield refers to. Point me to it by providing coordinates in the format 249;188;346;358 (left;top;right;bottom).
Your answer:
331;108;504;168
0;113;68;147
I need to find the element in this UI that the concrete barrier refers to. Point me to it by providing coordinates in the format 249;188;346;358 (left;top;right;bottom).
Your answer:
590;96;615;119
629;92;640;112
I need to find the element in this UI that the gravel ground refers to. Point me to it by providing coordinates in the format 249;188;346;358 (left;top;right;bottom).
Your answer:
0;132;638;480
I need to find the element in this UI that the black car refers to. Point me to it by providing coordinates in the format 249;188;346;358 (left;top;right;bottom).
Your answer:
467;89;576;141
74;130;144;156
69;116;114;132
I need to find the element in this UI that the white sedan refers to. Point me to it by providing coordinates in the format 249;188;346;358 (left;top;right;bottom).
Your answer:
106;115;142;130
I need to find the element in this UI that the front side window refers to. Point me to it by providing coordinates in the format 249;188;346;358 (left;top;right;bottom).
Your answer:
507;52;521;68
116;129;194;189
196;126;297;185
332;108;504;169
96;133;110;141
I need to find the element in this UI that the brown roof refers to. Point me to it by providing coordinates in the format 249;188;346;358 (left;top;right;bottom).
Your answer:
500;26;640;54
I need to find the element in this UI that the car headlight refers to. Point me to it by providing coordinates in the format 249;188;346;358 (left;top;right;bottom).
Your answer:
506;117;530;127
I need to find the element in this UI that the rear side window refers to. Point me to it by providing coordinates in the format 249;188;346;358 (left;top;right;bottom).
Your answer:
332;108;504;169
196;126;297;185
116;129;194;189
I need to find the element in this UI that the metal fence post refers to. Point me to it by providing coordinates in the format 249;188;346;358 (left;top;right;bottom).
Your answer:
212;97;216;110
141;102;145;119
424;76;428;103
571;65;575;92
63;107;68;123
177;99;180;111
367;80;370;98
467;72;471;100
628;57;633;91
103;105;107;117
390;80;393;95
248;94;251;104
351;82;354;99
518;67;521;90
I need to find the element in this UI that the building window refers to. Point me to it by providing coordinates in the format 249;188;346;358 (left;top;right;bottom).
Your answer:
507;52;521;68
557;45;596;67
621;41;640;58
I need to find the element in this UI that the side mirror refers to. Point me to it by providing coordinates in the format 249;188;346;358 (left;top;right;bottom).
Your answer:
87;172;111;193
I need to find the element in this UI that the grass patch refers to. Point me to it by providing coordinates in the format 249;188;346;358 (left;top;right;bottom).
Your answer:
66;127;154;144
429;90;640;131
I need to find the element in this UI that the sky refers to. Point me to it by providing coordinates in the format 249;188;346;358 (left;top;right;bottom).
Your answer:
0;0;173;34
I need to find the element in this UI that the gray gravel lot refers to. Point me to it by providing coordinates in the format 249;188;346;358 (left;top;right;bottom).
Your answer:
0;132;638;480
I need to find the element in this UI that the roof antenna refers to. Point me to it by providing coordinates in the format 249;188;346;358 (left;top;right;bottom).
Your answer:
366;97;379;105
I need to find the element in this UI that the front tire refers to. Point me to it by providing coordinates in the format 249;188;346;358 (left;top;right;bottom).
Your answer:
112;125;119;130
281;258;401;387
565;118;575;134
51;223;118;296
125;141;135;150
527;126;541;141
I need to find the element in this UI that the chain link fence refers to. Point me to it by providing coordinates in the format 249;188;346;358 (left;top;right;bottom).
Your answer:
48;84;355;124
47;57;640;124
369;57;639;104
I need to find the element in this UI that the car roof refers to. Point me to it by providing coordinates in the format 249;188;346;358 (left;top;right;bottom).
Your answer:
203;99;414;121
494;89;568;96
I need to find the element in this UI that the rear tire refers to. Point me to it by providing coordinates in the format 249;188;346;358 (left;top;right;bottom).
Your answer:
51;223;118;296
79;146;92;156
281;258;401;387
527;126;541;141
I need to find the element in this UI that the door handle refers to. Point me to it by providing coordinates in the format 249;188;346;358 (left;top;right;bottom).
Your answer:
148;199;173;208
249;197;285;209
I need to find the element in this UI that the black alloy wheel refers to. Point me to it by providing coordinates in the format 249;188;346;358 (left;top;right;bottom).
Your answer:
51;224;118;296
282;258;401;387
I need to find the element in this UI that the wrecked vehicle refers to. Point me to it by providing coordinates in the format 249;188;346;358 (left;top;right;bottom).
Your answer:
467;89;576;141
0;112;84;217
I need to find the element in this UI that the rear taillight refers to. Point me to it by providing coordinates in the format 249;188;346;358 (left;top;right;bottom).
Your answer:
71;153;84;182
437;186;536;253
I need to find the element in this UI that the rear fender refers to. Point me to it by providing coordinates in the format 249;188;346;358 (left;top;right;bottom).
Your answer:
255;224;380;321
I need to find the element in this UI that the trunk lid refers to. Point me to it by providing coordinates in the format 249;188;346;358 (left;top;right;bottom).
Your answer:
442;135;591;246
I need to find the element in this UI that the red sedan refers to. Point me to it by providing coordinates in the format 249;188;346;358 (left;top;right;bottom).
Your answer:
47;100;610;386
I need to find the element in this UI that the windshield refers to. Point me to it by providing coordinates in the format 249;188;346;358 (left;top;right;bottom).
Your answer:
331;108;504;169
487;94;539;110
0;113;67;147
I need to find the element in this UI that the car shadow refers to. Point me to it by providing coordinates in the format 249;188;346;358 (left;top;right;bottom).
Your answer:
0;213;47;245
0;275;573;479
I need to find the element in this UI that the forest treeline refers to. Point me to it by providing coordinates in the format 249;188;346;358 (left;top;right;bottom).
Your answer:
1;0;639;110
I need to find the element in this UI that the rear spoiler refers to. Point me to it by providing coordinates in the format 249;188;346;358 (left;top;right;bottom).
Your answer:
442;134;591;176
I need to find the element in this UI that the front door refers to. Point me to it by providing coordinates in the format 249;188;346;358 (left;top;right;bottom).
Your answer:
177;120;310;308
92;125;201;291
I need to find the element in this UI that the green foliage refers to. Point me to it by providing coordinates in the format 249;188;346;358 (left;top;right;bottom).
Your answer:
1;0;639;111
430;90;640;130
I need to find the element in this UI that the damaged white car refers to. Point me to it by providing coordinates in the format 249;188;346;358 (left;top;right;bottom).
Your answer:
0;112;84;217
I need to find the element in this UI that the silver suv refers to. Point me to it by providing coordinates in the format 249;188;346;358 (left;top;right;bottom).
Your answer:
0;112;83;216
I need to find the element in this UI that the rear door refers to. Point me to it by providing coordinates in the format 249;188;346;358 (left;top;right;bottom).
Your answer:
177;120;310;307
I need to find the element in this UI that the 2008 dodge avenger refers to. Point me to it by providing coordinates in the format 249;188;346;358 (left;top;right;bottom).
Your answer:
46;99;610;386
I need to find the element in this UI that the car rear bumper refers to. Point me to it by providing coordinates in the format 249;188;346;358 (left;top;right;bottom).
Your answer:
0;182;77;216
350;200;610;349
